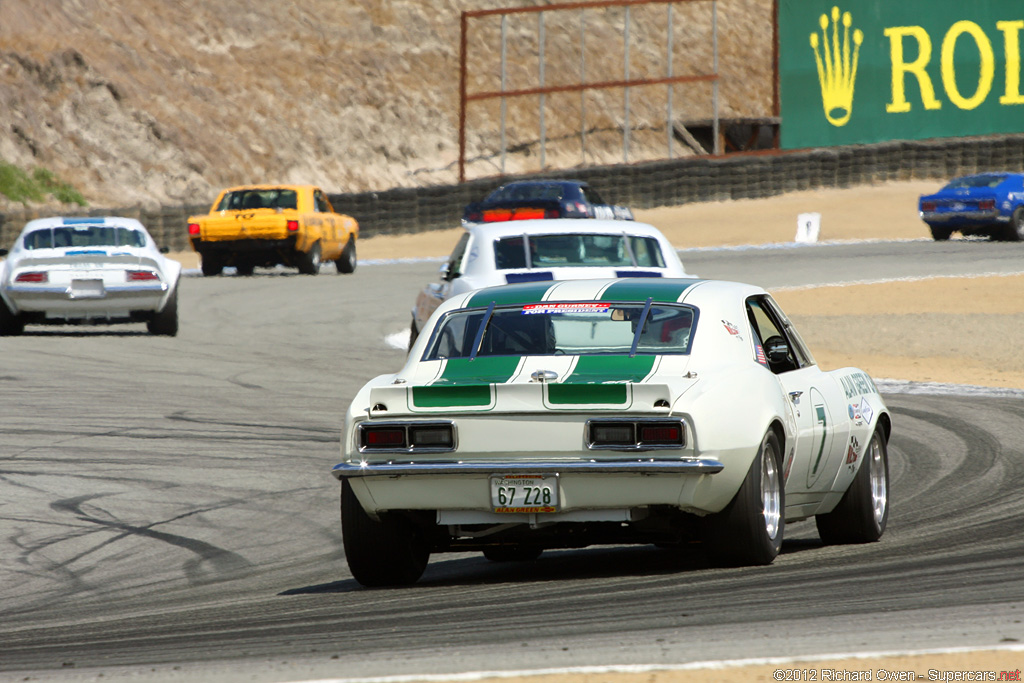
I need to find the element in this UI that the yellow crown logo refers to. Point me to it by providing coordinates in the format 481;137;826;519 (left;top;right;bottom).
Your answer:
809;6;863;127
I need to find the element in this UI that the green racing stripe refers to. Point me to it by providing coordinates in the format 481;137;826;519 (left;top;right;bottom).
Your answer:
598;278;702;303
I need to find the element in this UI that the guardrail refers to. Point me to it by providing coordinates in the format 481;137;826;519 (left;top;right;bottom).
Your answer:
3;133;1024;251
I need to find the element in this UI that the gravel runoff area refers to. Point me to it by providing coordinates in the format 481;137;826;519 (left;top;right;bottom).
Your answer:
163;180;1021;681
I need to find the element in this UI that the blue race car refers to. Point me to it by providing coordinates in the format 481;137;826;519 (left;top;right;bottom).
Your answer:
463;180;634;224
918;172;1024;241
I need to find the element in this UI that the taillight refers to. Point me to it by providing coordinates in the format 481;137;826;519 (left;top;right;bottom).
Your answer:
587;419;685;450
187;223;201;236
590;423;635;445
920;201;936;212
126;270;160;281
286;220;299;232
15;271;47;283
358;422;456;452
978;199;995;210
364;427;406;448
465;211;483;223
545;208;561;218
639;424;683;446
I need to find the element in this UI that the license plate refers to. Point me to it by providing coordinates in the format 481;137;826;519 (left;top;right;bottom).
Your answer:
489;474;559;513
70;279;105;299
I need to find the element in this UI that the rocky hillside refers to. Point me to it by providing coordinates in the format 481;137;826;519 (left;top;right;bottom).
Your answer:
0;0;772;210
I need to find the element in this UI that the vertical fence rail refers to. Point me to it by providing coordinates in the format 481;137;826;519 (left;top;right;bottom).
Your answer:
458;0;721;184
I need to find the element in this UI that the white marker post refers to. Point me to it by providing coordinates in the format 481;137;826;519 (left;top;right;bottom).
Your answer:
796;212;821;243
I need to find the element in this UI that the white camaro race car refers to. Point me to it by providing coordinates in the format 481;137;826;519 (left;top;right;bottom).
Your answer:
0;216;181;336
410;218;688;347
335;278;891;586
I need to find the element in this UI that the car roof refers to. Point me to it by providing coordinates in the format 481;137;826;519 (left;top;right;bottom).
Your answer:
465;218;667;239
495;179;587;188
219;184;315;192
438;278;766;313
21;216;149;233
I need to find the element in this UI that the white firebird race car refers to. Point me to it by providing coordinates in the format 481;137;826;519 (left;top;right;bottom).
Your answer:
410;218;687;348
335;278;891;586
0;216;181;336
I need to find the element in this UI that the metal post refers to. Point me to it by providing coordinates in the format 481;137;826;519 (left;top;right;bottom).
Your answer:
712;0;720;155
623;5;630;164
458;11;468;183
580;9;586;164
539;12;546;171
667;3;674;160
501;15;508;175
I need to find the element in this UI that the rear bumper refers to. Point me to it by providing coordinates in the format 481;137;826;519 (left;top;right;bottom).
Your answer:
921;210;1005;225
5;282;168;316
191;236;298;253
332;458;723;479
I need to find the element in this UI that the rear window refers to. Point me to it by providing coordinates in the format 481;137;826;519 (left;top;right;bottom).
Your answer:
424;302;696;359
487;183;564;202
23;226;146;249
945;174;1007;189
493;234;666;269
216;188;298;211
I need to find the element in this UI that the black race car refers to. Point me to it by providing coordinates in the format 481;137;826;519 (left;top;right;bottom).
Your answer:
463;180;634;224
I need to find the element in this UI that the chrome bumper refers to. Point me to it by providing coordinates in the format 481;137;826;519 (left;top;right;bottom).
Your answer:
332;457;724;480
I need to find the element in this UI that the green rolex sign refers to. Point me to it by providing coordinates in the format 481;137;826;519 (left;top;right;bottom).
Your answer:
779;0;1024;149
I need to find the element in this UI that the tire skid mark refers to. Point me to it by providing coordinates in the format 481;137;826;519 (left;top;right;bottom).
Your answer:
47;493;251;582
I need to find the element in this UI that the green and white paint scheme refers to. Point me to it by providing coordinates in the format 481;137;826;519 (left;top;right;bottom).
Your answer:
335;278;890;577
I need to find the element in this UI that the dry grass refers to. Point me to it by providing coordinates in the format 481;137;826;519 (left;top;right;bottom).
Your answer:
0;0;773;208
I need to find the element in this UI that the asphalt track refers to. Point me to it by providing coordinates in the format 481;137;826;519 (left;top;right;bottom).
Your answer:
1;239;1023;681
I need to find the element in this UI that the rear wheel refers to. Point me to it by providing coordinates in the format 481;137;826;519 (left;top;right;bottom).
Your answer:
701;430;784;566
335;236;357;274
1007;207;1024;242
297;241;321;275
200;254;224;277
235;261;255;276
0;299;24;336
341;479;429;587
929;225;952;241
147;288;179;336
816;427;889;544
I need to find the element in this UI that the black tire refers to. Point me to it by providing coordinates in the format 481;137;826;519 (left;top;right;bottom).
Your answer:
408;318;419;352
147;288;179;336
1007;207;1024;242
0;299;24;336
341;479;429;587
816;428;889;544
297;241;321;275
929;225;952;241
701;430;784;566
235;262;255;276
335;236;357;274
483;546;543;562
200;255;224;277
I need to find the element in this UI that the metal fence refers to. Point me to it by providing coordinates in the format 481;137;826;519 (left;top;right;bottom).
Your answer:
3;133;1024;252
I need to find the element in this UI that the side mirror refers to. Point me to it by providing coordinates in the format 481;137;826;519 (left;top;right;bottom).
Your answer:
159;246;170;254
439;262;456;281
764;336;791;365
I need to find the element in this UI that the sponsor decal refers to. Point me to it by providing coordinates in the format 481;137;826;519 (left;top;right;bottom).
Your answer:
523;302;610;315
755;344;768;366
722;319;740;335
846;434;861;464
848;403;864;425
840;370;878;399
858;396;874;424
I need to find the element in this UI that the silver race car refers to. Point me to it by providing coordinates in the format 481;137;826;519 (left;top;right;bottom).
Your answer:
0;216;181;336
